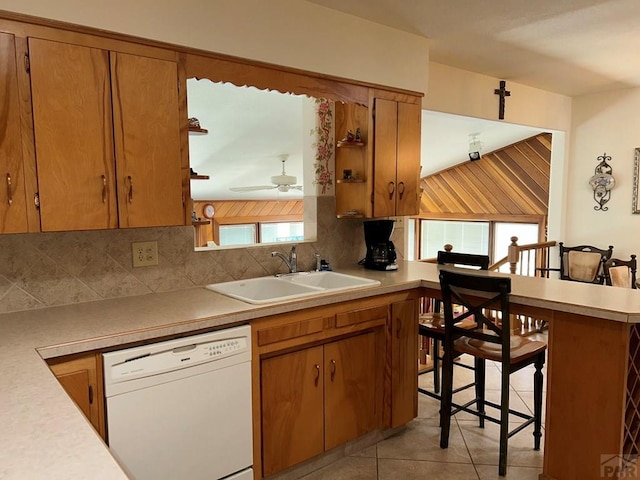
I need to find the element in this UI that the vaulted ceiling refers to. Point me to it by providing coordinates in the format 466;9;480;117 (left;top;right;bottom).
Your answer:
419;133;551;216
307;0;640;97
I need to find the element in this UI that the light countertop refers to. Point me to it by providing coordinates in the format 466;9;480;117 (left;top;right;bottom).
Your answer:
2;261;640;479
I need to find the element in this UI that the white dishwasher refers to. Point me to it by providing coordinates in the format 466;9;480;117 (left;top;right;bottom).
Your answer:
103;325;253;480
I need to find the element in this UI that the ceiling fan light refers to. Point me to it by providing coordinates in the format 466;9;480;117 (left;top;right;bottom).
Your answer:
271;174;297;185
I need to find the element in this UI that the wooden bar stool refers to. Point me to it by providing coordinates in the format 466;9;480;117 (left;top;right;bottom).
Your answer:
439;269;547;477
418;250;489;400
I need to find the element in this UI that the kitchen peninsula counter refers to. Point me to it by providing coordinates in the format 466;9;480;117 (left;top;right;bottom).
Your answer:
2;261;640;479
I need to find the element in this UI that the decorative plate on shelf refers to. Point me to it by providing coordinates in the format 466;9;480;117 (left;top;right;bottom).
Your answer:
203;204;215;219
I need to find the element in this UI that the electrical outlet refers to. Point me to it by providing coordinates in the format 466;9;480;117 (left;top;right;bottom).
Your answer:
132;241;159;267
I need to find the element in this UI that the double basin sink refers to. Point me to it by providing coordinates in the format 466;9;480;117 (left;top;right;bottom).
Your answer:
206;271;381;304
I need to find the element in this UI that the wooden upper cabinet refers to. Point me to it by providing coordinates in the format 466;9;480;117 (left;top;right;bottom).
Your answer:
29;38;118;232
28;38;183;231
372;98;421;217
0;33;29;233
111;53;183;228
396;102;421;216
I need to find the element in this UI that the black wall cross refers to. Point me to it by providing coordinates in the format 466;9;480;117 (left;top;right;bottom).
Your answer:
494;80;511;120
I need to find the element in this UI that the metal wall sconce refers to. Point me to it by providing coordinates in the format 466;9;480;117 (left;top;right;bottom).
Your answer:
589;153;615;211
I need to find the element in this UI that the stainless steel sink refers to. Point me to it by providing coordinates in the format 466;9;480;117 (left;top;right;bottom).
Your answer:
206;271;380;305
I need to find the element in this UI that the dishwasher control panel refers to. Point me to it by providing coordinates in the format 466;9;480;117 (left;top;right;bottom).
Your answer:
103;325;251;388
205;338;245;357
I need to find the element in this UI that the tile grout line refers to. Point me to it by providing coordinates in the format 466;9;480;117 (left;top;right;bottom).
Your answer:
453;416;483;479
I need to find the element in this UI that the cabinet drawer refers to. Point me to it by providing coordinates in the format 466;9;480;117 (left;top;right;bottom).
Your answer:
257;317;325;346
336;305;388;328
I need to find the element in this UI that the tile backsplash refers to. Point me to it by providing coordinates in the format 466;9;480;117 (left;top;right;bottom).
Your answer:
0;196;373;314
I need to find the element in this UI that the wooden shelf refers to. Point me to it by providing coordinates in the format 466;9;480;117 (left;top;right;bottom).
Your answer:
336;178;365;184
336;213;364;219
337;140;364;148
188;127;208;135
192;219;211;225
190;174;210;180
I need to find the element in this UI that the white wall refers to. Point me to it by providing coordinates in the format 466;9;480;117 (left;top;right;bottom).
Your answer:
568;87;640;259
425;62;572;245
0;0;429;94
425;63;572;132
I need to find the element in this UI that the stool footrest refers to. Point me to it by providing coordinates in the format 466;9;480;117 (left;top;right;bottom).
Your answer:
450;397;535;433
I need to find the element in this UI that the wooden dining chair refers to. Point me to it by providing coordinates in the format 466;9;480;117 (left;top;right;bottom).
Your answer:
604;255;637;288
558;242;613;284
418;250;490;400
439;269;547;477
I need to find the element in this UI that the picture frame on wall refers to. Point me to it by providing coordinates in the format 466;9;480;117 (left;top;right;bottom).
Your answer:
634;148;640;214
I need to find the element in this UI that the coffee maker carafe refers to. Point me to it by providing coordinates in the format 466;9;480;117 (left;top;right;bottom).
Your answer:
363;220;398;271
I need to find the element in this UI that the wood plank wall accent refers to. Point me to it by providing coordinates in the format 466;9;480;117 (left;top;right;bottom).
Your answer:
193;200;303;246
419;133;551;216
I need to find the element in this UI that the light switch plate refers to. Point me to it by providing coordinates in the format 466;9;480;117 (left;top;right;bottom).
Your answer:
132;241;159;267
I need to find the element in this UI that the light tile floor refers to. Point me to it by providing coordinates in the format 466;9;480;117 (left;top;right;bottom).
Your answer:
299;341;548;480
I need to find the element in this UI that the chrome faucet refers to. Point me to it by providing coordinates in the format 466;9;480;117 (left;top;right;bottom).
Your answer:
272;245;298;273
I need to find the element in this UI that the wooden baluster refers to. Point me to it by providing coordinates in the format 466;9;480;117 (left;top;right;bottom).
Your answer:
508;236;519;274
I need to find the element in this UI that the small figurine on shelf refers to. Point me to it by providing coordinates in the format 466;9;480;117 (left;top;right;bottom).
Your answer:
343;169;353;180
354;128;362;142
341;130;356;143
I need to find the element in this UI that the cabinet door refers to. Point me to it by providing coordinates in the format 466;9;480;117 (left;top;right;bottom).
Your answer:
261;346;324;476
372;98;398;218
29;38;118;231
111;53;184;228
48;354;105;438
395;102;421;216
0;33;29;233
324;332;379;450
390;299;418;427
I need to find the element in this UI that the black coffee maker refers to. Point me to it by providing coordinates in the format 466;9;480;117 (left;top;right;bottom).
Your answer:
363;220;398;271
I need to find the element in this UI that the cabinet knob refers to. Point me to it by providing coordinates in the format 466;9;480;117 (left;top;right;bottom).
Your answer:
101;175;107;204
127;175;133;203
6;173;12;206
388;181;395;200
314;364;320;387
398;181;405;200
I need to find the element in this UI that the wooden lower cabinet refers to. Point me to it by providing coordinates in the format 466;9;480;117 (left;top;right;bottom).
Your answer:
390;299;418;427
261;346;324;475
48;353;105;439
261;332;380;476
255;292;421;478
325;332;379;450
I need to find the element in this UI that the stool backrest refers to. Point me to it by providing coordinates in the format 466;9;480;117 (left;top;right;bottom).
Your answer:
439;269;511;361
437;251;490;270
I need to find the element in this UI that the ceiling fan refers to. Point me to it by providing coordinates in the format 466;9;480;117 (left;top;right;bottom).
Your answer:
230;154;303;193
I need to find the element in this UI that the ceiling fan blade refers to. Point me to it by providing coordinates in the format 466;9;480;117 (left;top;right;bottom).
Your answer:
276;184;304;192
229;185;277;192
